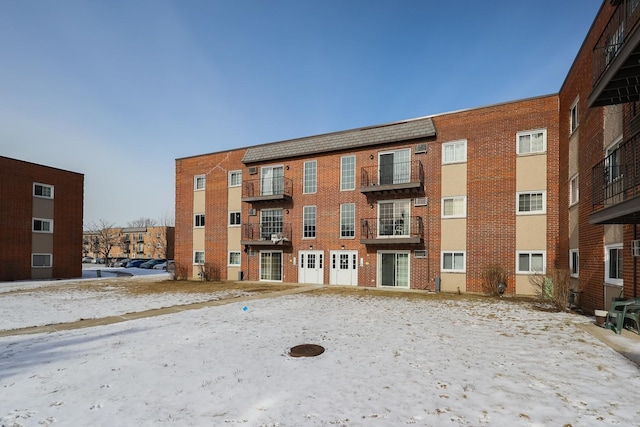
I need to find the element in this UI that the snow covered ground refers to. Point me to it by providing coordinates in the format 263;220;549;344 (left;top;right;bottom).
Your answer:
2;280;640;426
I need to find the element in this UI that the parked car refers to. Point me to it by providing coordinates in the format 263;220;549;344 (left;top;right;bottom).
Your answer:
152;260;173;270
125;259;148;268
140;259;165;269
112;258;130;267
82;256;94;263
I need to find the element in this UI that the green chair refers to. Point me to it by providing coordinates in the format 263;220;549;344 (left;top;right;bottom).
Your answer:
605;298;640;334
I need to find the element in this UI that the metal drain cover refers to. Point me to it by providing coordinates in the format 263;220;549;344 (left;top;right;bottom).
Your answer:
289;344;325;357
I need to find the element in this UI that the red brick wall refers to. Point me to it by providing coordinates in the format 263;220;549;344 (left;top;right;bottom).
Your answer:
0;157;83;281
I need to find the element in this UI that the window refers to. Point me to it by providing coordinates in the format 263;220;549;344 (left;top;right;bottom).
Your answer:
340;156;356;191
33;218;53;233
33;183;54;199
379;148;410;184
570;99;579;134
229;251;241;266
260;209;283;240
605;244;623;285
303;206;317;238
442;197;466;218
441;251;465;273
194;251;205;265
229;211;241;226
229;170;242;187
517;129;546;155
194;214;205;227
340;203;355;238
261;166;284;196
194;175;205;190
569;174;579;206
32;253;52;268
517;191;546;214
605;138;623;183
378;200;410;237
570;249;579;278
303;161;317;194
442;140;467;164
517;251;545;274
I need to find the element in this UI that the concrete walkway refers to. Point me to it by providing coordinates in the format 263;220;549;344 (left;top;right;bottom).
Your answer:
577;322;640;367
0;283;324;338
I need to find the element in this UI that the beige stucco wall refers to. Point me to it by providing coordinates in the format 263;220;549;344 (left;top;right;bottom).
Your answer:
192;190;206;279
441;163;467;195
193;190;205;213
569;207;579;248
604;105;623;148
568;132;579;177
440;273;466;293
32;233;53;253
516;215;547;250
31;267;52;280
32;197;54;218
516;155;547;191
441;219;466;250
604;224;623;245
515;275;537;296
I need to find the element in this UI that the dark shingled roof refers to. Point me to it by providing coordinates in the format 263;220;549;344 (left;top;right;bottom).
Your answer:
241;116;436;164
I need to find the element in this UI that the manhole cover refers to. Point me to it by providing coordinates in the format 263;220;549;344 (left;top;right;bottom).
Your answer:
289;344;325;357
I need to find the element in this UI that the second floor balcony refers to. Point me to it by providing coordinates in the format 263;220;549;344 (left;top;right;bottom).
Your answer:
360;216;424;245
591;132;640;223
360;160;424;195
240;223;292;246
242;177;293;203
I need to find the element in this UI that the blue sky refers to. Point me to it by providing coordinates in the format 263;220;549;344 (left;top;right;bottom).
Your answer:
0;0;603;227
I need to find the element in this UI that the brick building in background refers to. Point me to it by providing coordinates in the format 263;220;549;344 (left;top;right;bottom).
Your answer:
0;156;84;281
82;226;175;261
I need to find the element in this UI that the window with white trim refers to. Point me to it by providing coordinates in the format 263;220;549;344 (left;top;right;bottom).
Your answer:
229;170;242;187
33;183;54;199
32;253;52;268
570;99;579;134
378;200;410;237
340;155;356;191
605;137;623;183
516;251;545;274
229;211;241;226
442;140;467;164
33;218;53;233
229;251;241;266
442;196;466;218
569;249;579;278
517;191;546;214
605;244;623;286
517;129;546;155
441;251;465;273
303;206;316;238
194;251;205;265
194;214;205;227
569;174;579;206
340;203;355;238
303;160;317;194
194;175;205;190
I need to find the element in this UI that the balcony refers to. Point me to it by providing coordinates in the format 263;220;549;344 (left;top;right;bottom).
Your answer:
360;161;424;195
590;0;640;107
591;133;640;223
360;216;424;245
240;223;292;246
241;177;293;203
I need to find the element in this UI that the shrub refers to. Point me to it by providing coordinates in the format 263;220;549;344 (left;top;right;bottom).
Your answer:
529;268;572;312
197;263;221;282
172;262;188;281
481;265;510;297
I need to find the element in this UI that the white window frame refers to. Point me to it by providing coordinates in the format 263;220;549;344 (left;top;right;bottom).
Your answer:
228;251;241;266
569;249;579;278
340;203;355;238
569;174;579;206
259;250;283;282
33;218;53;233
516;191;546;215
194;175;206;191
442;140;467;164
441;196;466;218
441;251;466;273
516;129;547;155
229;211;241;227
303;206;317;239
303;160;317;194
193;251;205;265
32;253;52;268
377;199;411;238
570;98;579;134
228;170;242;187
33;183;54;199
340;155;356;191
516;251;546;274
605;136;623;184
194;213;205;228
605;243;623;286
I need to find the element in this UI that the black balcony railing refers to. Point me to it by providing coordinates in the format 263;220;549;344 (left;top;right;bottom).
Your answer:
242;177;293;201
592;133;640;210
361;160;424;188
360;216;423;244
241;223;292;244
592;0;640;88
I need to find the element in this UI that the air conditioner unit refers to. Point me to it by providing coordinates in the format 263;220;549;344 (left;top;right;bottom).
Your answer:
633;240;640;257
248;167;258;175
248;208;257;216
414;197;428;206
415;143;427;154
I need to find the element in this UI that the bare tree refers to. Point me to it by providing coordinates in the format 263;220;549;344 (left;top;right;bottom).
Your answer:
127;217;157;228
85;219;123;263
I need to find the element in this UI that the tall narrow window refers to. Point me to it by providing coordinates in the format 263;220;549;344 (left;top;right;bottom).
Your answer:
261;166;284;196
570;99;579;134
570;249;579;278
229;170;242;187
605;244;623;285
303;206;317;238
379;149;410;184
569;174;579;206
340;203;355;238
194;175;206;190
341;156;356;191
303;161;317;194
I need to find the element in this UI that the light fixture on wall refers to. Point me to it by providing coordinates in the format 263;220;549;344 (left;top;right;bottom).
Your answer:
341;245;345;250
369;154;374;160
370;204;374;209
286;209;289;214
286;165;290;170
309;245;313;250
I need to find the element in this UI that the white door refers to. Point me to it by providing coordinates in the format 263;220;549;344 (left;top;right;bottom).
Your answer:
330;250;358;286
298;250;324;284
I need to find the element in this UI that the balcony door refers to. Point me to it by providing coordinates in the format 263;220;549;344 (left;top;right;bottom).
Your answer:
378;200;410;237
379;251;409;288
261;165;284;196
379;148;410;185
260;209;283;240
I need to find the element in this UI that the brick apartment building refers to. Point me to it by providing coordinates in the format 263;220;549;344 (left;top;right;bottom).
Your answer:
0;156;84;281
83;226;175;261
176;0;640;310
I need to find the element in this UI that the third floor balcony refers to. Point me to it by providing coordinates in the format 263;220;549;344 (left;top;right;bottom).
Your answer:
360;160;424;196
242;177;293;203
